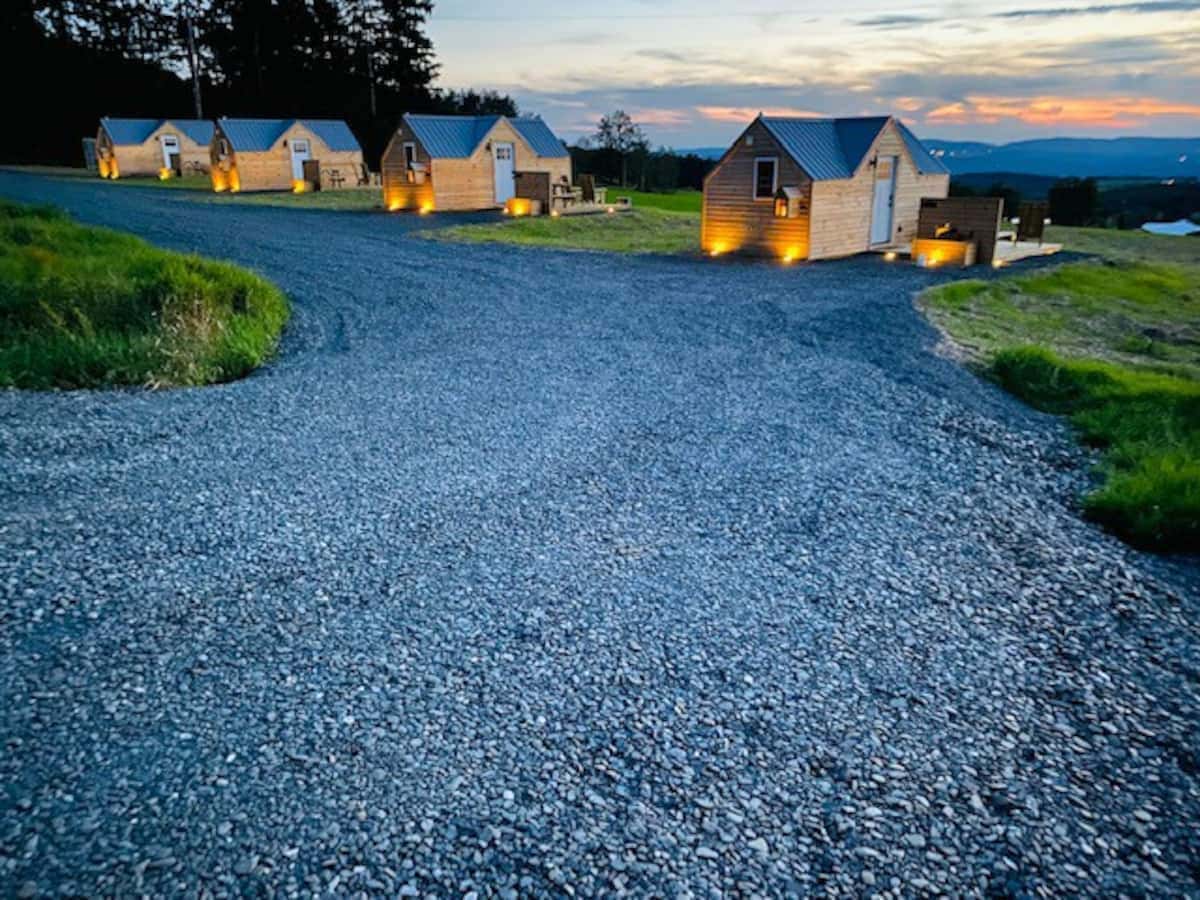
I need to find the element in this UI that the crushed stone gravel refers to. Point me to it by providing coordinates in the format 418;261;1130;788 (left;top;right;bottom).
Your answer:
1;171;1198;896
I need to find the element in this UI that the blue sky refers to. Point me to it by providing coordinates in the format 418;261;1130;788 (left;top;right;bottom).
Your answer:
428;0;1200;147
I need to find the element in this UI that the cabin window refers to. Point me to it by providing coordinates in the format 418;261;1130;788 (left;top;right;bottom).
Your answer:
217;138;230;158
753;157;777;199
774;197;788;218
403;142;417;168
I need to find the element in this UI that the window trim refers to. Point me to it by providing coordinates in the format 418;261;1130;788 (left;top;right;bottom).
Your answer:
753;156;778;200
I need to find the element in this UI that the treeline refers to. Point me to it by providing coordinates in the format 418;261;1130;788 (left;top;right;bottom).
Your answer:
570;147;715;192
3;0;516;166
951;175;1200;229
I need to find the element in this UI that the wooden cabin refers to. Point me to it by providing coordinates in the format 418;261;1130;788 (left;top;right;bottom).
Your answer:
211;118;365;193
96;118;214;179
701;115;950;261
381;114;571;212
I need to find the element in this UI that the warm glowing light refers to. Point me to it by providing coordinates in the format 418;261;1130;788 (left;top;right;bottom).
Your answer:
550;209;560;218
709;244;726;257
606;206;615;214
884;251;897;262
992;259;1007;269
419;202;434;215
505;198;533;217
781;247;800;264
292;180;306;194
158;168;172;181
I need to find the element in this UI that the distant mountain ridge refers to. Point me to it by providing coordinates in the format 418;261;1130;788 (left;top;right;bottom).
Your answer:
676;136;1200;178
919;137;1199;178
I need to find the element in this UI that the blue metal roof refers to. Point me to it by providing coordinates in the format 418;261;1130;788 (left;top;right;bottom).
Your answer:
102;117;214;146
509;117;569;158
758;115;947;180
301;120;362;153
101;118;162;145
403;115;500;158
402;114;568;159
172;120;214;145
759;116;888;180
896;120;950;175
218;119;291;152
218;118;361;154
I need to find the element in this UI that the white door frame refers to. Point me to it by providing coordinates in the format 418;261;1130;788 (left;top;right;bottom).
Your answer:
870;155;898;245
160;133;180;168
290;139;311;181
492;141;515;204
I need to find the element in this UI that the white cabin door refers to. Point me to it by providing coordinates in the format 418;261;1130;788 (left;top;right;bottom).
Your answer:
160;134;180;168
870;155;897;245
493;142;515;204
290;139;311;181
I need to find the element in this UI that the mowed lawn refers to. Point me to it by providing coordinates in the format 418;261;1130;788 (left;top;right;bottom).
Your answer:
923;234;1200;552
436;187;702;254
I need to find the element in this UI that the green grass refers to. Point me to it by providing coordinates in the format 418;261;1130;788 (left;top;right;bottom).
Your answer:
436;206;700;254
108;174;211;191
205;189;383;211
0;200;289;389
992;349;1199;550
601;187;703;214
923;258;1200;551
1047;224;1200;266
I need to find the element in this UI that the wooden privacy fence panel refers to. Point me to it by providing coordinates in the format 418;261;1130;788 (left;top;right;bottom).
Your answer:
917;196;1003;264
514;171;551;208
1017;202;1049;242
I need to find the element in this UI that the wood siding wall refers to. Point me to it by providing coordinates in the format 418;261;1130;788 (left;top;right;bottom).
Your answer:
701;119;811;258
808;123;949;260
97;122;211;179
703;118;949;261
212;122;364;193
381;118;572;212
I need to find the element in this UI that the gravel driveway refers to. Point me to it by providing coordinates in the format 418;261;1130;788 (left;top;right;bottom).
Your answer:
1;171;1198;897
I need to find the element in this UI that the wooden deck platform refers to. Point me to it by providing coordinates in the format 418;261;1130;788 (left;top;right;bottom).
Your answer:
873;238;1062;267
993;240;1062;266
553;197;633;217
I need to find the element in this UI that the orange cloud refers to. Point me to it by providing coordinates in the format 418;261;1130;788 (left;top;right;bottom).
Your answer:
629;108;692;126
926;95;1200;127
696;105;825;123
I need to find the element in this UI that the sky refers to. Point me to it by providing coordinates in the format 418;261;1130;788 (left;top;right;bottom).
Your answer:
427;0;1200;148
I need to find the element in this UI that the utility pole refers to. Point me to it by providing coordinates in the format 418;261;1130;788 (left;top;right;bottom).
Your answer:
183;6;203;118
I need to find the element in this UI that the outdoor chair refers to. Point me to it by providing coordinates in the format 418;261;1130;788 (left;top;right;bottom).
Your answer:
579;174;597;204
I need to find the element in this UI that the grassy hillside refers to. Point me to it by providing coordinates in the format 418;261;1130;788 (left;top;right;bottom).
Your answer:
923;248;1199;552
0;200;289;389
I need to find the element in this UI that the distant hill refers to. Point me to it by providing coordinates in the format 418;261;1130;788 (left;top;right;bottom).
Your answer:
673;147;725;160
950;171;1061;198
926;137;1200;178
